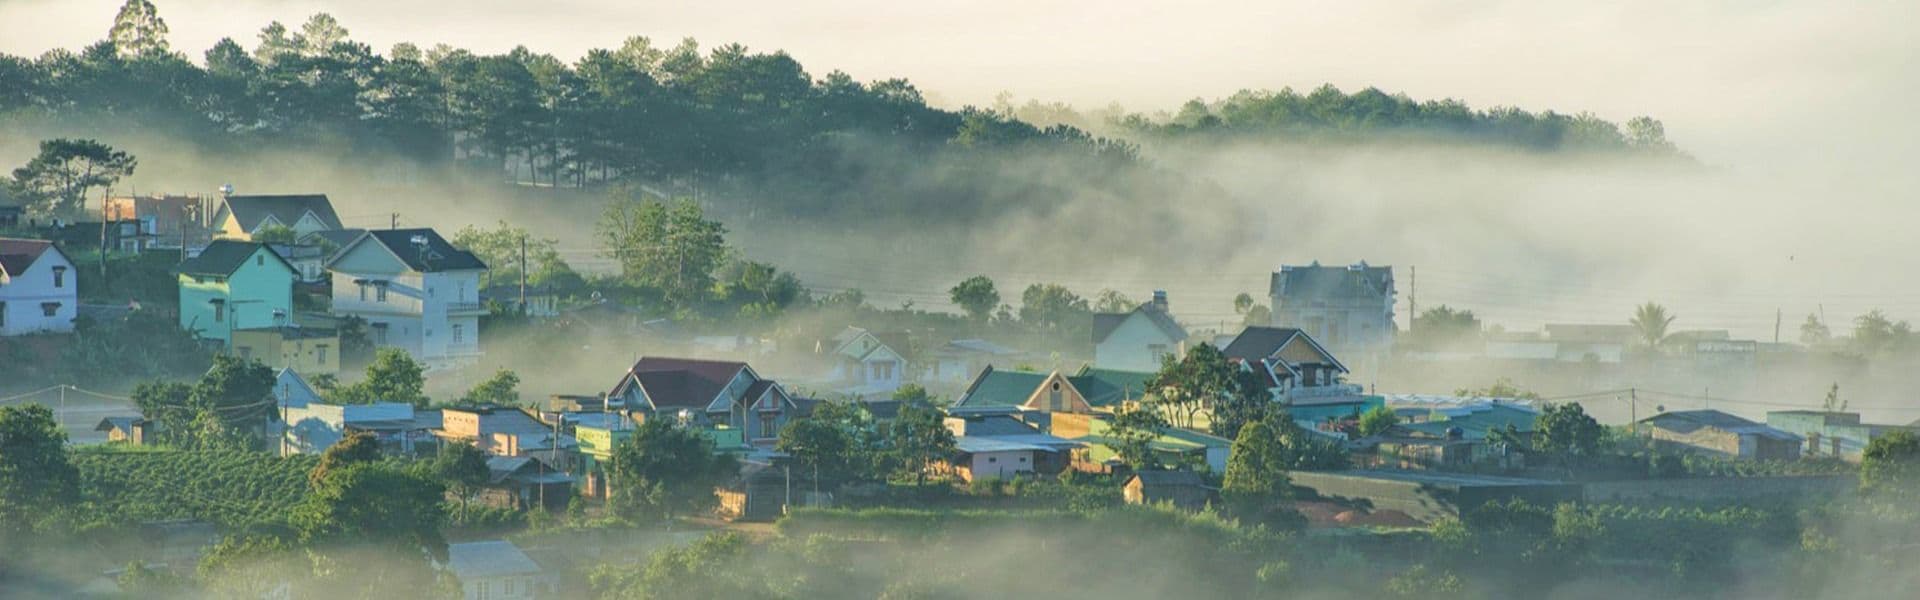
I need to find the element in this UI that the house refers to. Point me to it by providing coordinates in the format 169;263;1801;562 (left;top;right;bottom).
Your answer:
0;238;76;335
232;326;340;374
605;357;800;447
1123;471;1212;510
924;338;1029;384
325;228;487;366
1485;324;1634;363
1092;290;1187;371
176;240;298;343
1269;262;1395;369
103;194;207;246
300;228;367;252
950;365;1157;415
1767;410;1914;461
95;417;156;445
437;405;564;457
445;540;550;600
209;194;344;241
0;204;22;229
1222;326;1383;425
1639;409;1802;461
1389;397;1540;442
271;368;326;409
281;401;431;457
716;461;795;522
947;437;1050;482
268;243;330;283
481;283;561;318
818;326;909;397
943;412;1082;475
480;456;574;511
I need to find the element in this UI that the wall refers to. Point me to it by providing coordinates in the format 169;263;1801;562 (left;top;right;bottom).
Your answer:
0;248;76;335
1095;313;1178;372
1289;471;1582;523
1582;475;1853;503
963;449;1035;481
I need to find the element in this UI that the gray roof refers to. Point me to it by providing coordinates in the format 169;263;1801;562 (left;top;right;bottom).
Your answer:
220;194;343;232
446;540;542;579
301;228;366;249
1221;326;1306;361
1093;303;1187;344
1271;262;1393;301
1640;409;1802;442
178;240;294;277
358;228;488;272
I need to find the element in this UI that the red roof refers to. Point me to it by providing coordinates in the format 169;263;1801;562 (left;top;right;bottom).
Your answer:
610;357;750;409
0;238;55;277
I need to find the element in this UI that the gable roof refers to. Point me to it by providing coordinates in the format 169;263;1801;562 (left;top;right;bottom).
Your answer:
1069;367;1156;408
610;357;752;410
1271;262;1394;301
178;240;295;278
302;228;366;249
274;368;324;409
1222;326;1348;374
1640;409;1801;442
0;238;60;278
953;366;1051;410
219;195;343;232
343;228;488;273
1092;304;1187;345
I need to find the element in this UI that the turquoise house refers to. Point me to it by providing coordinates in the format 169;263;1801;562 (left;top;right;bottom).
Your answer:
178;240;297;343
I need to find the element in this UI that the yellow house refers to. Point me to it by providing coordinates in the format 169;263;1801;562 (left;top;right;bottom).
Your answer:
208;194;344;241
232;326;341;374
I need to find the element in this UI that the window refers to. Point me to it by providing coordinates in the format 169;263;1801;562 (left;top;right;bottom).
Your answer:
51;266;64;288
41;302;59;317
0;301;7;327
371;323;388;345
212;301;225;322
1147;343;1168;359
255;254;263;266
317;345;328;364
873;360;894;381
988;456;998;463
452;324;463;344
375;283;388;302
237;346;252;360
760;414;776;437
1019;456;1028;463
358;283;367;302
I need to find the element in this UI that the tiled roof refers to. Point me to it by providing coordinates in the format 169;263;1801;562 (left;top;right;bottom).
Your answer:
1270;263;1393;301
1221;326;1304;361
611;357;750;409
0;238;55;277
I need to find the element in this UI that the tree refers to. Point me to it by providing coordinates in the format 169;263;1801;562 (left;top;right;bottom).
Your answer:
1455;377;1543;400
1018;283;1090;331
1800;314;1832;347
879;404;956;484
1210;368;1274;440
777;416;860;486
1234;292;1271;328
451;220;577;290
1405;305;1482;351
1092;289;1136;313
9;138;137;218
458;368;521;406
1223;419;1289;498
1822;383;1846;413
606;419;739;521
309;430;383;488
1106;404;1169;470
948;275;999;321
1233;293;1255;315
1533;403;1605;459
1148;342;1238;430
890;383;934;406
1358;405;1398;437
291;462;447;572
327;348;429;407
1860;430;1920;495
1849;309;1914;358
597;195;729;307
108;0;170;58
1628;302;1675;349
250;224;297;245
432;442;491;516
0;404;80;535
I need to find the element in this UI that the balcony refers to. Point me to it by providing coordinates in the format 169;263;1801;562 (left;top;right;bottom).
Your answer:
1285;383;1365;399
445;301;486;315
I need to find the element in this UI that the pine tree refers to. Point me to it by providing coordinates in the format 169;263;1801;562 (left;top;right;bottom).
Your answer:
108;0;170;58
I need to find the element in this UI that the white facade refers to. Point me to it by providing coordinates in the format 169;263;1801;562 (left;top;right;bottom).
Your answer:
326;235;485;366
0;243;77;336
1094;314;1181;372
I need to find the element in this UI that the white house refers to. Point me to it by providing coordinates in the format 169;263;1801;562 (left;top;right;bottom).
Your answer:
324;228;488;367
820;326;907;397
1270;261;1396;370
1091;290;1187;372
445;540;549;600
0;238;77;335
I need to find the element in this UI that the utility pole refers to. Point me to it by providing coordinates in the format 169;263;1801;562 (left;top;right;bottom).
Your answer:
1408;265;1417;332
99;189;110;281
389;213;399;230
1628;388;1637;433
1774;309;1782;344
519;234;529;316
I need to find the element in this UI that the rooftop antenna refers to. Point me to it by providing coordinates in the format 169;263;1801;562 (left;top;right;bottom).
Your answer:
409;234;431;266
219;184;234;197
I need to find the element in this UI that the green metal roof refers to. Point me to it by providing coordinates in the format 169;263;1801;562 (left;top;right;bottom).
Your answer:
1402;404;1538;440
1069;367;1156;408
954;367;1049;409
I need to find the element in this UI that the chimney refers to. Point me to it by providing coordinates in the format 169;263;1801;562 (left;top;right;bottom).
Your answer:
1150;290;1168;312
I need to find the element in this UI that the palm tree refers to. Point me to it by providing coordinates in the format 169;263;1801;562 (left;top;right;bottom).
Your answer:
1630;302;1675;348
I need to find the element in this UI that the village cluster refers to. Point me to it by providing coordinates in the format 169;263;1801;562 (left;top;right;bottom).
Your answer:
2;191;1906;598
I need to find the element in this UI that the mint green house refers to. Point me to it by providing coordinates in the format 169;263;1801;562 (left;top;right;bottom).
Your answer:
178;240;298;343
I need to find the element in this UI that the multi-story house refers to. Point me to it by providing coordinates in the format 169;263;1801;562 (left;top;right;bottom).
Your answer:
1270;261;1396;371
209;194;345;241
1223;326;1383;425
1092;290;1187;371
605;357;800;447
819;326;908;397
325;228;488;366
177;240;298;343
0;238;77;335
